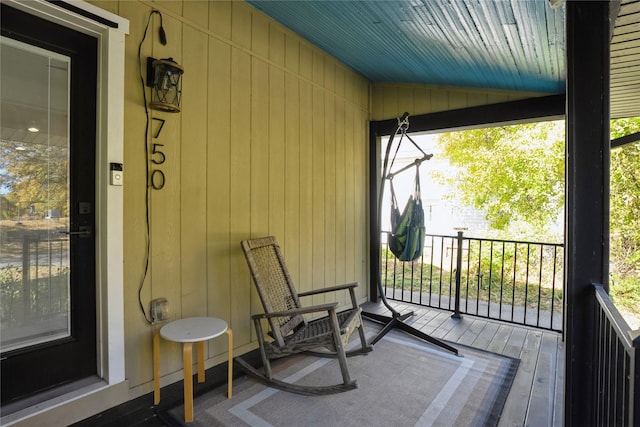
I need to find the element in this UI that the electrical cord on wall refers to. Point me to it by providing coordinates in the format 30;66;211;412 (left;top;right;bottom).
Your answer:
137;10;167;325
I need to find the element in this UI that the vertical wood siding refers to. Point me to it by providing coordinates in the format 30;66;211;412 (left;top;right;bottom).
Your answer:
94;0;370;394
371;82;545;121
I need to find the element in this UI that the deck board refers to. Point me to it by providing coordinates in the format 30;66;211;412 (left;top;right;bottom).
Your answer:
499;330;543;426
466;319;500;349
423;311;452;335
552;338;565;427
526;333;558;427
487;323;515;354
443;317;475;342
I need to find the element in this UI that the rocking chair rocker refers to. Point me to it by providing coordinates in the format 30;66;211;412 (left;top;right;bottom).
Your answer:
236;236;372;395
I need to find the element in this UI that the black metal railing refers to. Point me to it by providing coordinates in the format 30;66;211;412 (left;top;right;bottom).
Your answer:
1;235;69;330
381;231;564;332
593;284;640;426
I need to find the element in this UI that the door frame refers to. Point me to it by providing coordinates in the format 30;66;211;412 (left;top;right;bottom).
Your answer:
1;0;128;424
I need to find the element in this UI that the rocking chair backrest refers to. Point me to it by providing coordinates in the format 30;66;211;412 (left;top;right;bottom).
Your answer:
241;237;306;346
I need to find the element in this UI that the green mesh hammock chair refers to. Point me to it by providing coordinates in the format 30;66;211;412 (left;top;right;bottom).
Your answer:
388;167;425;262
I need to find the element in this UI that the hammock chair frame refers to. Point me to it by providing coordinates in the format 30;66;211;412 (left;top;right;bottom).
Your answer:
362;112;459;356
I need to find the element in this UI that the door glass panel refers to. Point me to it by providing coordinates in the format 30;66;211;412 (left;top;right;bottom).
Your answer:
0;36;71;352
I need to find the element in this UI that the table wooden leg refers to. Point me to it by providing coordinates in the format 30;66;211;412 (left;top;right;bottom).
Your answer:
183;342;194;422
197;341;205;383
227;328;233;398
153;331;160;405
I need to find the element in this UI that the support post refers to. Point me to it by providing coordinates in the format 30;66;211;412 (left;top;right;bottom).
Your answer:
564;2;611;426
452;231;463;319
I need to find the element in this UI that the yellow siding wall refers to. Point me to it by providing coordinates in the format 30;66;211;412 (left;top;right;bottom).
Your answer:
89;0;369;395
371;82;545;121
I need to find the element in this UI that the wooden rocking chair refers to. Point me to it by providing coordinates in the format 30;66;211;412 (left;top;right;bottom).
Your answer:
235;236;372;395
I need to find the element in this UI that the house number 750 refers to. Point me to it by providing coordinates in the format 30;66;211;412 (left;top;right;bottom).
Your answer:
151;143;166;190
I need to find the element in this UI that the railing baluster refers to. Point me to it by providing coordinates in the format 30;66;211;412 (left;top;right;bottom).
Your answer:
428;235;434;306
631;330;639;427
476;240;482;316
608;320;614;425
47;239;52;315
35;238;40;316
524;244;530;325
595;308;603;424
418;245;425;306
400;257;406;302
537;245;543;327
438;237;444;308
448;236;455;311
452;231;463;319
60;239;66;310
392;253;398;300
22;235;31;324
488;241;493;318
512;243;517;323
616;339;625;426
465;239;470;313
603;320;610;423
499;242;505;321
409;255;415;303
383;240;389;296
551;245;558;331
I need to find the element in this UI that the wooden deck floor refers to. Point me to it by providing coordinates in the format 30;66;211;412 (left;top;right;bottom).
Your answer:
362;300;564;427
75;301;564;426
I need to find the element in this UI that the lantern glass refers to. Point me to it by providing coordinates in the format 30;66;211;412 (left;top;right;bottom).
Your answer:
150;58;184;113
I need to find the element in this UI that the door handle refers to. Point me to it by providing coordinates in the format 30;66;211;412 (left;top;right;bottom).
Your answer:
61;226;92;238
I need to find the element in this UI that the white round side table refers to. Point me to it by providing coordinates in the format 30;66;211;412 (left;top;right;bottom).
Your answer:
153;317;233;423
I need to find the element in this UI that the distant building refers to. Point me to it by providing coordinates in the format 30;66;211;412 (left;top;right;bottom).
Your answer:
382;133;490;239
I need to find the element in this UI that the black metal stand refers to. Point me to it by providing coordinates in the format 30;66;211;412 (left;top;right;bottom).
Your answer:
362;297;459;355
366;111;459;356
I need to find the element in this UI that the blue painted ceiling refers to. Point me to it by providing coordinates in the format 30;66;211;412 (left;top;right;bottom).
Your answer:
246;0;566;94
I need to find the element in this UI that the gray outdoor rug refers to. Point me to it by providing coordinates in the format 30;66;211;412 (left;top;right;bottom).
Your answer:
165;324;519;427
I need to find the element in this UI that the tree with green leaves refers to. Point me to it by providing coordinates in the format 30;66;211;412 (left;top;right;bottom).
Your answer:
436;121;565;241
609;118;640;313
0;139;68;219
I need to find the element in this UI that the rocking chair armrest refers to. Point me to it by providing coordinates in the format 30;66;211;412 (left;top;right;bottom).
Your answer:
251;302;339;320
298;282;358;298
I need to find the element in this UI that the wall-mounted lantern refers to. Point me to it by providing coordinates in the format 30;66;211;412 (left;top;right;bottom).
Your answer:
146;57;184;113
